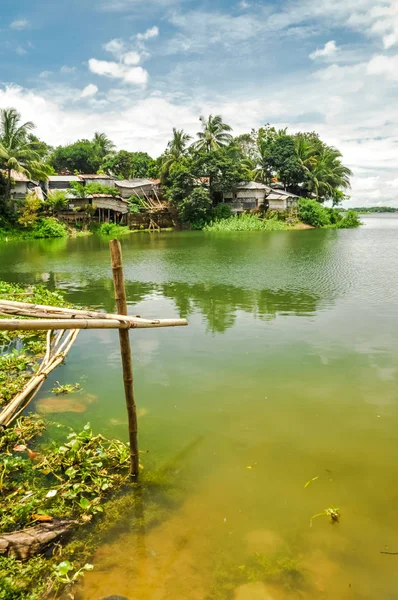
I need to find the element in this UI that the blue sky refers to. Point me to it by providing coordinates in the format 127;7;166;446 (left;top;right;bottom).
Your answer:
1;0;398;205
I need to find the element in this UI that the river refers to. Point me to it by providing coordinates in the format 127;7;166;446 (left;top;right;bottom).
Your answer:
1;214;398;599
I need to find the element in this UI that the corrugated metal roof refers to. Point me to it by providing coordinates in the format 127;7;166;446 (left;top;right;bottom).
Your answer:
115;179;154;188
236;181;268;190
267;190;299;200
0;169;37;183
91;194;128;203
79;174;111;180
49;175;81;182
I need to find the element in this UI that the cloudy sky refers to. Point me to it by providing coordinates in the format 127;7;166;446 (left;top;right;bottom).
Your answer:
1;0;398;206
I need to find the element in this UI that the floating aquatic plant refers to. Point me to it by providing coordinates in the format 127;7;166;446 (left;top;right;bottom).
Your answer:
310;506;340;527
51;382;81;395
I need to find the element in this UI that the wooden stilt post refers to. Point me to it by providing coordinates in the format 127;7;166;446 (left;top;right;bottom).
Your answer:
109;239;139;479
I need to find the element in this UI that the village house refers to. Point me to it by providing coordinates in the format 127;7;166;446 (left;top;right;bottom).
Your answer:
266;188;300;211
46;174;128;224
114;178;160;200
2;170;43;201
223;181;299;213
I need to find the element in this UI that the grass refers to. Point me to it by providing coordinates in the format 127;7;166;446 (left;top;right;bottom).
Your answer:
204;213;289;232
96;222;133;236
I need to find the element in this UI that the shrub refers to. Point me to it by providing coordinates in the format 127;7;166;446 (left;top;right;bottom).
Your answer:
213;203;232;220
97;223;131;236
178;187;212;227
31;218;67;238
298;198;331;227
18;193;42;228
46;190;68;214
338;209;361;228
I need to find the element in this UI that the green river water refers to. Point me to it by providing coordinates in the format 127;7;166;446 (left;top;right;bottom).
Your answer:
1;215;398;599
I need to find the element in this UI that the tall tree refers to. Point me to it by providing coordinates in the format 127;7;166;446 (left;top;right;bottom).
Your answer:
193;115;233;152
306;146;352;203
101;150;157;180
49;140;100;174
0;108;51;206
160;128;191;182
93;132;116;162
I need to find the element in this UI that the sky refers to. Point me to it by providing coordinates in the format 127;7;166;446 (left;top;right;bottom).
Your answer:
1;0;398;206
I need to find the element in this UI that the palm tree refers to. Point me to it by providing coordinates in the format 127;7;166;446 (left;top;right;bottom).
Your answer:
160;128;191;182
93;132;116;162
193;115;233;152
306;147;352;201
0;108;51;205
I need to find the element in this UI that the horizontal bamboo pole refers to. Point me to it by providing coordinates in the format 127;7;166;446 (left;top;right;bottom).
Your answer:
0;318;187;331
0;300;187;328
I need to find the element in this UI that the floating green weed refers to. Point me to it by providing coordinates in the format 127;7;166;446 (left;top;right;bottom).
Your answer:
51;382;81;395
310;506;341;527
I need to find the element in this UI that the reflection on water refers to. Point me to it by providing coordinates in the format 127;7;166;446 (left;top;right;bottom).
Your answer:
1;216;398;598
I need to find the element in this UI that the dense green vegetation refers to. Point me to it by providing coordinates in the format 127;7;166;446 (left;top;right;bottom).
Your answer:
353;206;398;213
298;199;361;229
204;213;288;232
0;107;356;233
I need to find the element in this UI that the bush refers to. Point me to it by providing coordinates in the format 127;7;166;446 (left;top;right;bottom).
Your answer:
31;218;67;239
97;223;131;236
338;209;361;228
213;203;232;220
18;193;42;228
298;198;331;227
204;213;287;232
178;187;212;227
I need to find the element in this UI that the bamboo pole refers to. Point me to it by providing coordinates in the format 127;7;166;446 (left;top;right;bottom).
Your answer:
109;239;139;479
0;300;187;328
0;329;79;427
0;317;186;331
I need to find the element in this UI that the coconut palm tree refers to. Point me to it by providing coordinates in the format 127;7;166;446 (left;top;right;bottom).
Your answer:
306;147;352;201
160;128;192;182
0;108;51;206
193;115;233;152
93;132;116;162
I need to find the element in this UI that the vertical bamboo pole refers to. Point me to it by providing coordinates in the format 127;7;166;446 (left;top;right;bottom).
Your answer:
110;239;139;478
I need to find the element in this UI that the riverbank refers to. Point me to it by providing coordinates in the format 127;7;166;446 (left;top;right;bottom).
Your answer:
0;220;137;242
0;282;136;599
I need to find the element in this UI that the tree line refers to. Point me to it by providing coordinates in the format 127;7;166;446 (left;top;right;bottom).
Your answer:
0;108;353;223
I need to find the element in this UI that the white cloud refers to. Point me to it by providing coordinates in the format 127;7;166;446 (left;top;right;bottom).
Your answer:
100;0;177;10
137;26;159;41
10;19;29;30
15;46;27;56
103;38;125;56
310;40;338;60
80;84;99;98
367;54;398;80
39;71;53;79
60;65;76;74
386;178;398;189
88;58;148;86
123;51;141;65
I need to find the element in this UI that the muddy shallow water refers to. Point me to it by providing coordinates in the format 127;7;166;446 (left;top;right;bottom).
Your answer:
1;215;398;598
